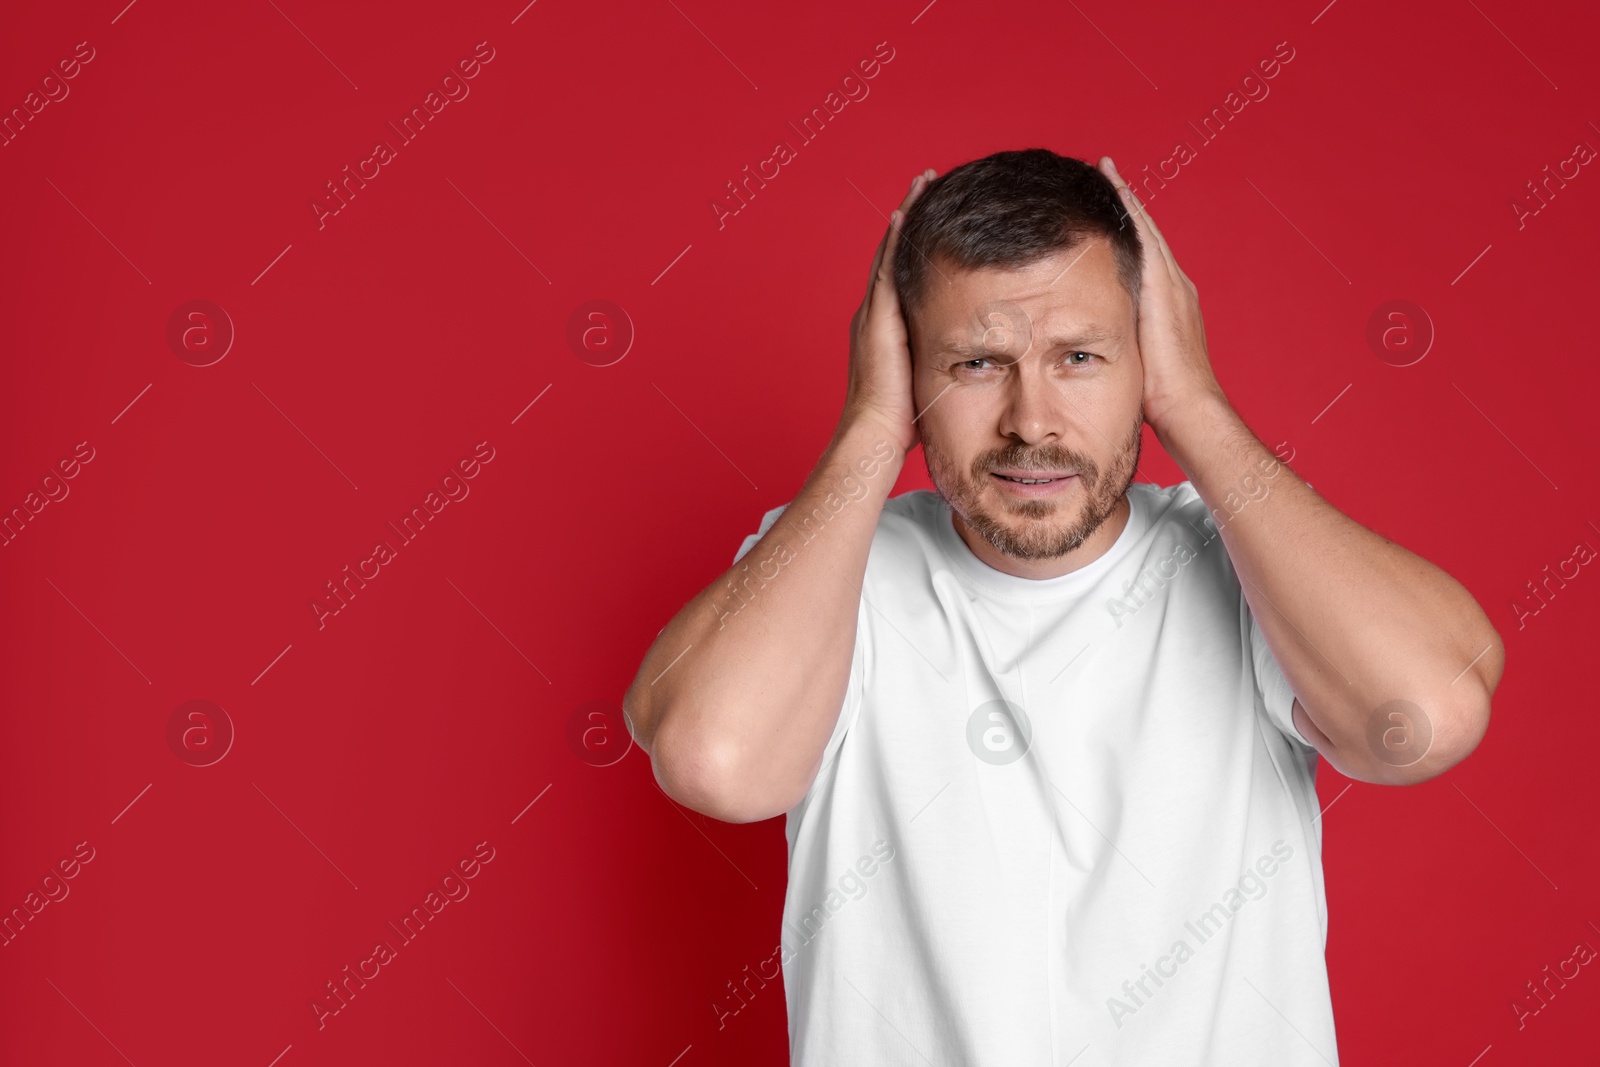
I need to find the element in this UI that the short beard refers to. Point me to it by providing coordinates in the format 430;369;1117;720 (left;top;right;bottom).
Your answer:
924;413;1144;561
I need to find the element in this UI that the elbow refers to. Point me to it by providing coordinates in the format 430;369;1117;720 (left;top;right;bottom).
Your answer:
647;717;791;824
624;677;764;822
1378;627;1505;785
621;680;661;757
625;674;808;822
1362;690;1492;786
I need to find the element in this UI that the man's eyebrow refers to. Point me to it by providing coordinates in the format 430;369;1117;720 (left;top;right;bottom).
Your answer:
937;326;1117;356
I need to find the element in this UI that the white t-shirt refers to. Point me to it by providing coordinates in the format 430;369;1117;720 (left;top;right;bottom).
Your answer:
731;482;1336;1066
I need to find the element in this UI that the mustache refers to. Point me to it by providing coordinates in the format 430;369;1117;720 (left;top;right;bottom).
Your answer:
972;443;1096;479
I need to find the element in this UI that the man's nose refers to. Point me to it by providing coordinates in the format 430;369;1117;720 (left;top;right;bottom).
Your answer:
997;353;1062;442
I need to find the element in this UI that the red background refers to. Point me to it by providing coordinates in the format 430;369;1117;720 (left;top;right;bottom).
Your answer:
1;0;1596;1063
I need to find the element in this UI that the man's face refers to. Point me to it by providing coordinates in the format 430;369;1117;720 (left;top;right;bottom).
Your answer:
909;238;1144;568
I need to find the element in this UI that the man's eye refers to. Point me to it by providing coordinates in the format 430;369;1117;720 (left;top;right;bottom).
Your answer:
955;353;1093;371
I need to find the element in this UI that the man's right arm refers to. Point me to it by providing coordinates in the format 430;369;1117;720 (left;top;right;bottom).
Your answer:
623;416;904;823
623;168;936;824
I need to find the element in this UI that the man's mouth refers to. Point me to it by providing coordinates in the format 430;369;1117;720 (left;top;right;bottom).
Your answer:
990;468;1075;484
987;468;1078;497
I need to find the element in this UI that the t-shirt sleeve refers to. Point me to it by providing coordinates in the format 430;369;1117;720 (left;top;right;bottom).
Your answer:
731;502;867;809
732;502;791;565
1245;597;1314;750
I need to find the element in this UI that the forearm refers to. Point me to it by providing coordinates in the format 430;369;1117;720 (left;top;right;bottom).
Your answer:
625;415;904;819
1154;391;1502;783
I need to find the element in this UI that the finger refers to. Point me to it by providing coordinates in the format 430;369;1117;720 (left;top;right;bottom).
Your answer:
861;206;896;303
1138;201;1193;290
1099;157;1167;255
871;170;936;308
1111;165;1178;282
1099;157;1181;284
884;170;935;276
860;171;928;301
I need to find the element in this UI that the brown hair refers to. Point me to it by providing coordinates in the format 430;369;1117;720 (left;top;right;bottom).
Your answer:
892;148;1143;338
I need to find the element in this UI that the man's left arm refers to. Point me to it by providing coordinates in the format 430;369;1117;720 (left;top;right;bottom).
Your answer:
1098;157;1504;786
1163;390;1501;784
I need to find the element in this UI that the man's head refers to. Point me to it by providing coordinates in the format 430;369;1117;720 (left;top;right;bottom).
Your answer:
892;148;1146;568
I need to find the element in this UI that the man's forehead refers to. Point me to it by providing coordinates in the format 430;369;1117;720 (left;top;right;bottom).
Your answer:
937;321;1119;355
921;243;1125;326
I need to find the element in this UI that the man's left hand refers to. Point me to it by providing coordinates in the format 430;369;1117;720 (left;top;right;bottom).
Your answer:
1097;156;1227;436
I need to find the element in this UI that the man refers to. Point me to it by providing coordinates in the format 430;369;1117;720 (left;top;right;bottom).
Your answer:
624;148;1503;1064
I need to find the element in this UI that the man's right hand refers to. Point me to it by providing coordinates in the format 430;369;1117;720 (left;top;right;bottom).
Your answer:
842;170;936;455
